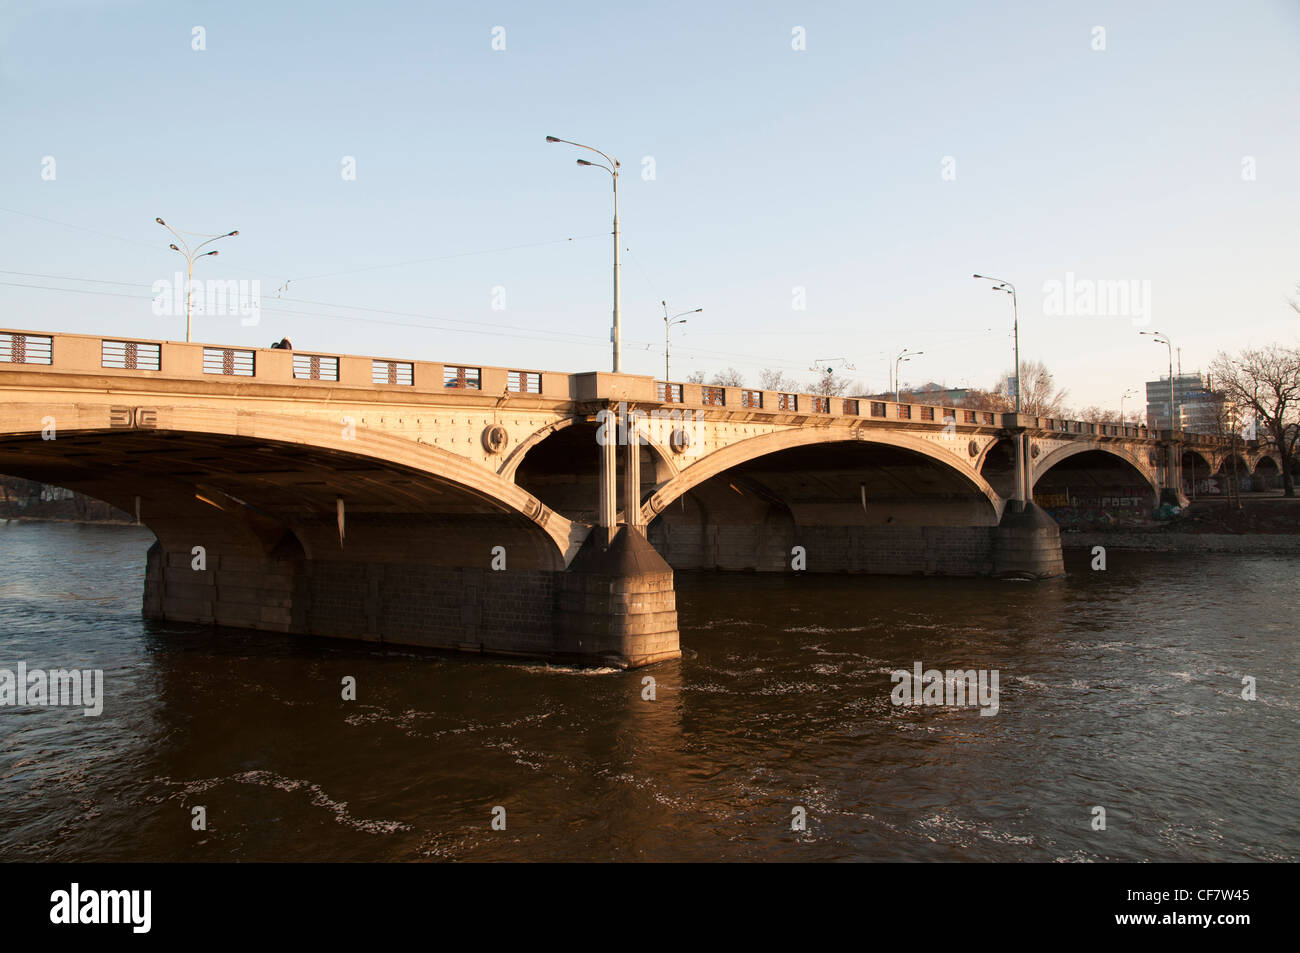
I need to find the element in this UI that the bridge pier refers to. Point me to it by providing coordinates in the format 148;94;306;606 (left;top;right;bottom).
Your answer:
558;403;679;667
1157;431;1189;508
555;525;681;668
144;537;678;669
990;502;1065;579
991;423;1064;578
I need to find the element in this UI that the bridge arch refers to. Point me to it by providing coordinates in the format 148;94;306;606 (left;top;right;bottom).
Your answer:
640;427;1005;575
1030;442;1159;499
507;414;676;526
1252;454;1281;491
641;427;1002;523
0;411;579;566
501;415;677;484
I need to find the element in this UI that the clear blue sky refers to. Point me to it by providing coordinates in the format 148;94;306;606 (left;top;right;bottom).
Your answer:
2;0;1297;410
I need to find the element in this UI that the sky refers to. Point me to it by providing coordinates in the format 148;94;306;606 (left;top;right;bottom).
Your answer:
2;0;1298;411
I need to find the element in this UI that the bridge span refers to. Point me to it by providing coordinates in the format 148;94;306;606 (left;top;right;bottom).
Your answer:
0;328;1248;668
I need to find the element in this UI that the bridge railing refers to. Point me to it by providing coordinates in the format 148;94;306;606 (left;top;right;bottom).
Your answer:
0;327;1214;447
654;375;1165;441
0;327;573;400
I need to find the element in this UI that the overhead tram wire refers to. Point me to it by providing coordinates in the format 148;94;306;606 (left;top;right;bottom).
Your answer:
0;205;611;293
0;268;992;366
0;279;612;350
1;276;825;373
0;206;860;373
2;269;821;374
290;233;609;282
0;206;818;370
0;206;161;251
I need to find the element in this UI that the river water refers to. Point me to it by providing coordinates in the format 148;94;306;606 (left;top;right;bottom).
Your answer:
0;521;1294;862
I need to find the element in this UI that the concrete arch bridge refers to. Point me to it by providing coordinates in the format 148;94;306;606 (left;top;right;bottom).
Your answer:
0;328;1242;667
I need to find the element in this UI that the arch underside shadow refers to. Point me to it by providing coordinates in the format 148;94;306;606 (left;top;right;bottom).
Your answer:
0;427;568;570
644;430;1001;522
1031;447;1160;528
644;434;1003;575
1031;444;1159;500
511;418;673;526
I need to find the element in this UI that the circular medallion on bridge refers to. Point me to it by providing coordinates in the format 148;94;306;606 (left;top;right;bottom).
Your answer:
670;428;692;454
1148;450;1158;467
968;439;979;458
1030;444;1040;459
482;424;509;454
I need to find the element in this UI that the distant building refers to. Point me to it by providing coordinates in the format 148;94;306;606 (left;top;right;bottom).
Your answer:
1179;390;1229;435
1146;372;1221;433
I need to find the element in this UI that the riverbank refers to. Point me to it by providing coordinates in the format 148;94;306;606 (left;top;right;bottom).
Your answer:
1061;531;1300;554
1;515;137;526
1058;497;1300;554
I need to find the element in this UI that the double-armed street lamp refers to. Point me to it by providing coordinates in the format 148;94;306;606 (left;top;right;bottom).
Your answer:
156;217;238;342
1120;387;1138;425
893;348;923;403
663;302;702;381
546;135;622;373
973;274;1019;413
1141;330;1176;429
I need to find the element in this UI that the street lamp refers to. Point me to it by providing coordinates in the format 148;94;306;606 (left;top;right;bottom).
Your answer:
1120;387;1138;425
156;217;238;342
893;348;923;403
546;135;622;373
1141;331;1176;429
973;274;1019;414
663;302;701;381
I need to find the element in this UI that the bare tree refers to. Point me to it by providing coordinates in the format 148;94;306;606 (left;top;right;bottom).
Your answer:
1210;344;1300;497
996;360;1069;417
758;368;801;392
686;370;706;384
807;368;852;396
954;388;1013;413
710;368;746;387
1072;405;1118;423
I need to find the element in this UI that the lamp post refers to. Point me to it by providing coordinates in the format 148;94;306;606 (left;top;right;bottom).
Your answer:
973;274;1019;413
1143;330;1185;505
1141;331;1176;429
1120;387;1137;425
893;348;922;403
663;302;701;381
546;136;622;373
156;218;238;342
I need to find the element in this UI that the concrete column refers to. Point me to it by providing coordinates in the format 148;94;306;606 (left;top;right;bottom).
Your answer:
1020;432;1034;505
622;405;643;533
1158;431;1189;507
1009;427;1027;513
598;402;618;543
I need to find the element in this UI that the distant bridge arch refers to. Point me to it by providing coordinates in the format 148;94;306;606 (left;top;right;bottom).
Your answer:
1030;442;1160;499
